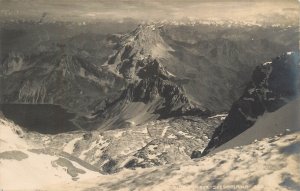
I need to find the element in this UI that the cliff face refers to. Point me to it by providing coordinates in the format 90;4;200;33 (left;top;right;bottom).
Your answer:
117;56;210;117
202;52;300;155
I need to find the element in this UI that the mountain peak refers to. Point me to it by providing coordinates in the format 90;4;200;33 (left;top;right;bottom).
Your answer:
119;23;173;59
105;23;174;81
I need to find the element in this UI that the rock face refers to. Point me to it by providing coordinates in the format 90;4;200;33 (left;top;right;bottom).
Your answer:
202;52;300;156
102;57;209;120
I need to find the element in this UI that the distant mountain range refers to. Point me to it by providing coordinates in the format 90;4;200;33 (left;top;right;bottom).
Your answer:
1;23;298;131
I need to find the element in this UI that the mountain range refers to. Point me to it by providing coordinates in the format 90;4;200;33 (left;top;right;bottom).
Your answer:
0;20;299;190
1;22;298;129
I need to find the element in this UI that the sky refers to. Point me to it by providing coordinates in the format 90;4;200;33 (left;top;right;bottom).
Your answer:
0;0;298;24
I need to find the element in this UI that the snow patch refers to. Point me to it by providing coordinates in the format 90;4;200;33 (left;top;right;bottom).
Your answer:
263;61;272;66
208;114;228;119
243;97;255;101
113;131;124;138
63;137;82;153
177;131;193;138
161;126;169;137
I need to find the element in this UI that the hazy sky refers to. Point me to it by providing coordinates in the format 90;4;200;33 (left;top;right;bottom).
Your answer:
0;0;298;24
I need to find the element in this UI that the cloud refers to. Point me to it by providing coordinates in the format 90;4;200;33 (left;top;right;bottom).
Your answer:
0;0;298;24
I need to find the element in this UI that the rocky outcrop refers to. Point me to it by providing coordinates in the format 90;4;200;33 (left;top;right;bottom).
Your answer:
95;55;209;129
201;52;300;156
123;76;209;119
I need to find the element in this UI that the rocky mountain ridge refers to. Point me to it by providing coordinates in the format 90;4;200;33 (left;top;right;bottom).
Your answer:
202;51;300;156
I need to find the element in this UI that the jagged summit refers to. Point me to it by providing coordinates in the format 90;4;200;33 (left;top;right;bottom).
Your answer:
122;24;164;46
104;23;174;80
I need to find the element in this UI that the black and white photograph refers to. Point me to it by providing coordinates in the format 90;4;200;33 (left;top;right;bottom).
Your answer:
0;0;299;190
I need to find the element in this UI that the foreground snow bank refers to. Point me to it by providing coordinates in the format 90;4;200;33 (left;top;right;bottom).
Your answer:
213;97;300;153
46;131;300;191
0;117;100;190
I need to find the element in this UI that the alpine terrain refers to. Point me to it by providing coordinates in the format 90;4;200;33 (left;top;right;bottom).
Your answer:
0;0;299;190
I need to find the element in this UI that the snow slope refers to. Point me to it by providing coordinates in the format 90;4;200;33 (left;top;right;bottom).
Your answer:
213;97;300;153
0;117;100;190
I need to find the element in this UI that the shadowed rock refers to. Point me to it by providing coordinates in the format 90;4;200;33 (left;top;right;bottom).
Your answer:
201;52;300;156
